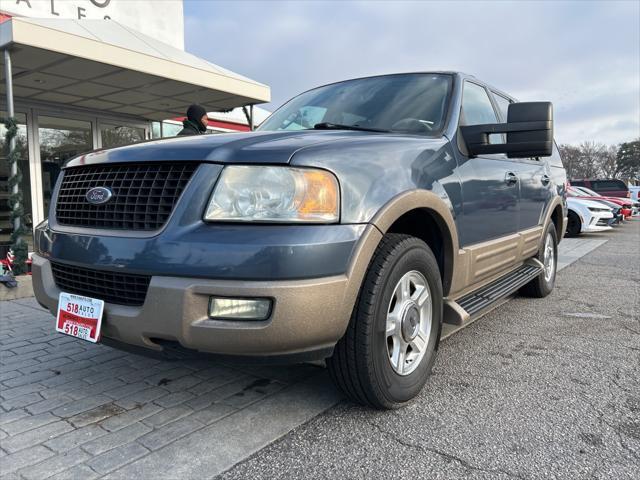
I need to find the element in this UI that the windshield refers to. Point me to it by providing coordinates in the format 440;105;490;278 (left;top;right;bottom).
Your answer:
258;74;452;135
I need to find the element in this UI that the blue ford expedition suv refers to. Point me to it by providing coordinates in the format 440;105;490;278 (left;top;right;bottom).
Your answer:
33;72;567;409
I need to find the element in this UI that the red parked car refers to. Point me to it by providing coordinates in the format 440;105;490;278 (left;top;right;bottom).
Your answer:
570;179;631;198
568;186;633;218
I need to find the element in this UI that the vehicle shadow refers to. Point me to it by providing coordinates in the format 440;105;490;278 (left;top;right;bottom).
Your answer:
3;297;341;427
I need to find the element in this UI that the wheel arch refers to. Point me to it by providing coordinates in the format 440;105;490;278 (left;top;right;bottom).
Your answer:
369;190;459;296
550;203;565;243
566;208;582;234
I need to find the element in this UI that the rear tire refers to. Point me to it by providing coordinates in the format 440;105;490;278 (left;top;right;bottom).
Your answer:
520;222;558;298
565;211;581;237
327;234;442;409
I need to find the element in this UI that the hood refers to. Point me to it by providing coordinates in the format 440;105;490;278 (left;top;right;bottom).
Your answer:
568;198;613;210
65;130;445;168
597;196;632;207
570;195;618;208
595;200;620;210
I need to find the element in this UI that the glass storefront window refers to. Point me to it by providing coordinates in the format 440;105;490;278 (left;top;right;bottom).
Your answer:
38;116;93;218
0;111;33;253
101;123;146;148
162;121;183;137
151;121;184;138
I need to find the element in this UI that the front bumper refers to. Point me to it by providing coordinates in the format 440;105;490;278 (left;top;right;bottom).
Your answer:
580;210;613;233
33;255;349;358
32;224;382;359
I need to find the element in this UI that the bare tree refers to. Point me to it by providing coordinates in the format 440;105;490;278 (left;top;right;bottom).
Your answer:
599;145;620;179
558;144;581;178
575;141;607;178
559;139;639;182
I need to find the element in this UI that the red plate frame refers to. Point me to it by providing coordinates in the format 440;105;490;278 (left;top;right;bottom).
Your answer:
56;292;105;343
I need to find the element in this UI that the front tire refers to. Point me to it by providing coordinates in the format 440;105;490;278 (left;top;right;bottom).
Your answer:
566;211;581;237
327;234;442;409
520;222;558;298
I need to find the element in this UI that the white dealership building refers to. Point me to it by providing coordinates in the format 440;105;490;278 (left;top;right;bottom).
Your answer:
0;0;271;254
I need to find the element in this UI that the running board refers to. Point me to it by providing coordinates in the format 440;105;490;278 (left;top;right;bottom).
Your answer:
443;259;544;326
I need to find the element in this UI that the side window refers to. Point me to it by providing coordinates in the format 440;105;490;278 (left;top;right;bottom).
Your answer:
491;92;511;144
460;82;498;126
492;93;511;122
460;82;502;147
549;142;564;168
592;180;626;190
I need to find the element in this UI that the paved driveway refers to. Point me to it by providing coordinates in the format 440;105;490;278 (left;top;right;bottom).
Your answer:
0;223;637;479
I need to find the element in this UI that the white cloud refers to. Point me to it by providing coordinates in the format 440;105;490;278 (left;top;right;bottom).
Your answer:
184;0;639;145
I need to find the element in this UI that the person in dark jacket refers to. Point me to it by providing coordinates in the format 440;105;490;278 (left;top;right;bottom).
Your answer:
178;104;209;136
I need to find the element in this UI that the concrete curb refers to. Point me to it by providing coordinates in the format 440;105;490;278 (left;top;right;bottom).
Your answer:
0;275;33;301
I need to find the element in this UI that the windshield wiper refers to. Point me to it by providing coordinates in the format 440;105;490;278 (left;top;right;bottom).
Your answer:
312;122;389;133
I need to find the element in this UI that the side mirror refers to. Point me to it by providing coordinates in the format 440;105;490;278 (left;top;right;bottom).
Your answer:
460;102;553;158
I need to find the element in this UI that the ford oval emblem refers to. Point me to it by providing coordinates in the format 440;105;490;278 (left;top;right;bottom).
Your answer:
86;187;113;205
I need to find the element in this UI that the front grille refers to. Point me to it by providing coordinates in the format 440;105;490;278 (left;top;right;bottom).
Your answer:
596;218;610;226
51;262;150;306
55;163;198;230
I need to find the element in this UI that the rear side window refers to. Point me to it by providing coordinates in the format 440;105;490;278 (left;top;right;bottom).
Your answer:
549;142;564;168
592;180;627;190
492;93;511;122
461;82;498;126
490;93;511;144
570;180;587;187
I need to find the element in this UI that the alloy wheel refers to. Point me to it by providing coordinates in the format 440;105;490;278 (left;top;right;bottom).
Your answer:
386;270;432;376
543;232;555;282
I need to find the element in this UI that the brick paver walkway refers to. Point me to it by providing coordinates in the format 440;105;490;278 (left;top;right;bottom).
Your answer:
0;298;339;479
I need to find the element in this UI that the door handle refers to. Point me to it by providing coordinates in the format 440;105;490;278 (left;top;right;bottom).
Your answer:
504;171;518;185
541;174;551;186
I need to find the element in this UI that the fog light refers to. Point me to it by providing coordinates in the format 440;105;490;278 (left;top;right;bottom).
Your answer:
208;297;272;320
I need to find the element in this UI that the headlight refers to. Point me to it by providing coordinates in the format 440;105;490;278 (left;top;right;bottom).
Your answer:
204;166;339;223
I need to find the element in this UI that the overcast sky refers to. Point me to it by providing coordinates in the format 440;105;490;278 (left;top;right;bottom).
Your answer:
184;0;639;146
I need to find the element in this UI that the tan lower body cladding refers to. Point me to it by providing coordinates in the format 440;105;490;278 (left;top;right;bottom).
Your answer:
449;225;544;299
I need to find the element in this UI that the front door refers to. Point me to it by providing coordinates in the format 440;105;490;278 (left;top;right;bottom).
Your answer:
455;81;519;247
490;91;551;231
515;158;551;230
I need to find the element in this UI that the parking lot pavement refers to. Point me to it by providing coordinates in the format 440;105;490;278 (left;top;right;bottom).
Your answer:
0;222;637;480
556;237;608;271
220;221;639;480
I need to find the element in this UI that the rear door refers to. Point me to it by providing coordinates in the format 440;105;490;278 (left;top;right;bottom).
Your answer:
455;81;519;246
491;92;552;231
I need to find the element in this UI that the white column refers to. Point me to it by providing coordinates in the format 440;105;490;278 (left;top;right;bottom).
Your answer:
4;49;20;236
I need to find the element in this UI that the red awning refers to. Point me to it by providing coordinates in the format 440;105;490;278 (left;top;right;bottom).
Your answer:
173;117;250;132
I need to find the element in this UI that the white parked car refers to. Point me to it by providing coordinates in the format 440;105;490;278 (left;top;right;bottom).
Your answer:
566;197;614;237
630;186;640;216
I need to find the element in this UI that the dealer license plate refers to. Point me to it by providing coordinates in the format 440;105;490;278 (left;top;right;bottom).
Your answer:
56;292;104;343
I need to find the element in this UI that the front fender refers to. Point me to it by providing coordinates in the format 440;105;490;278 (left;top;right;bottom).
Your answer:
370;189;459;296
289;135;461;225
